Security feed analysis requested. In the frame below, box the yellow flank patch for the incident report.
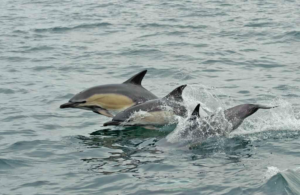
[82,93,135,110]
[134,111,175,125]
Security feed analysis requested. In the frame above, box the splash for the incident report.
[233,99,300,139]
[167,85,300,144]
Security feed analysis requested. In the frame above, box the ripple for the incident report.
[273,30,300,42]
[33,22,112,33]
[0,158,29,170]
[0,88,15,94]
[2,115,28,122]
[244,22,274,28]
[32,66,55,71]
[140,23,207,29]
[13,181,56,191]
[119,48,164,56]
[7,140,46,151]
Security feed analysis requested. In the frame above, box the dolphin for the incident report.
[103,85,188,126]
[60,70,157,117]
[177,103,277,141]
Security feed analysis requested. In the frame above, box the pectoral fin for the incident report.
[93,108,114,118]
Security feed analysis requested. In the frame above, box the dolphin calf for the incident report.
[60,70,157,117]
[177,103,277,141]
[103,85,188,126]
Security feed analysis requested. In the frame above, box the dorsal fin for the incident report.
[123,70,147,85]
[163,85,187,102]
[191,104,200,118]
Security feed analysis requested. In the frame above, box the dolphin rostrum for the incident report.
[60,70,157,117]
[103,85,188,126]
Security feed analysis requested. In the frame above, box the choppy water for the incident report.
[1,0,300,194]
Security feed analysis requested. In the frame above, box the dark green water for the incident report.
[1,0,300,194]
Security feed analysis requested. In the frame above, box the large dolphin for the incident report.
[103,85,188,126]
[178,103,277,141]
[60,70,157,117]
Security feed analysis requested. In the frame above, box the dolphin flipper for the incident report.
[93,108,114,118]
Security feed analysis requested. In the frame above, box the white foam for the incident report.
[232,99,300,136]
[264,166,281,180]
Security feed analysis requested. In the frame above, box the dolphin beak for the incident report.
[103,121,121,126]
[60,102,76,109]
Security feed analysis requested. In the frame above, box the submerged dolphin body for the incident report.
[60,70,157,117]
[177,103,277,141]
[103,85,188,126]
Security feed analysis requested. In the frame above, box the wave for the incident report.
[257,168,300,195]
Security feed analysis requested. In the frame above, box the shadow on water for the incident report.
[74,122,300,175]
[75,125,175,174]
[74,125,266,175]
[188,136,253,158]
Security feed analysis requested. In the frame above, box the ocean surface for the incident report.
[1,0,300,194]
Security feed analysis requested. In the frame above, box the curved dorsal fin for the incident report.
[191,104,200,118]
[123,70,147,85]
[163,85,187,102]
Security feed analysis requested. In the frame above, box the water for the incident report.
[1,0,300,194]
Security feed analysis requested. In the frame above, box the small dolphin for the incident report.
[60,70,157,117]
[103,85,188,126]
[179,103,277,140]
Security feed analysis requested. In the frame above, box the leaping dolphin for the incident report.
[178,103,277,141]
[60,70,157,117]
[103,85,188,126]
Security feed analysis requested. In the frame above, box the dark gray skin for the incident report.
[224,104,275,131]
[182,104,276,141]
[60,70,158,117]
[103,85,188,126]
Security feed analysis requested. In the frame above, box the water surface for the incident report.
[1,0,300,194]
